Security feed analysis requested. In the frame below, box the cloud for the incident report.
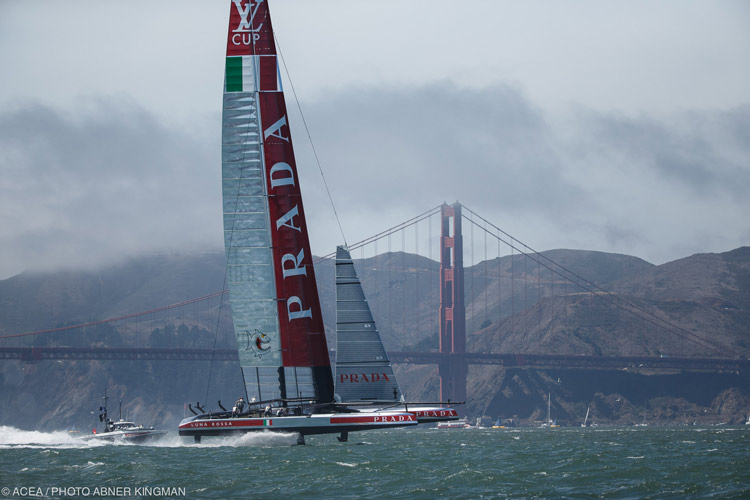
[1,84,748,279]
[295,83,750,263]
[0,97,223,278]
[572,106,750,201]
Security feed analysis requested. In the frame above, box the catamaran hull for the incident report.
[409,408,460,423]
[178,412,417,440]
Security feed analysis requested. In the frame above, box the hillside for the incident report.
[0,247,748,430]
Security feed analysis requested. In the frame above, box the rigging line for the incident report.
[464,203,732,353]
[460,213,731,356]
[274,33,347,248]
[0,291,228,339]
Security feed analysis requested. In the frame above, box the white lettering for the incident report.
[276,205,301,232]
[281,249,307,278]
[287,296,312,320]
[232,33,260,46]
[232,0,264,33]
[269,162,295,189]
[264,116,290,142]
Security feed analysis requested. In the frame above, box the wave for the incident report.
[137,430,300,448]
[0,425,95,448]
[1,425,306,449]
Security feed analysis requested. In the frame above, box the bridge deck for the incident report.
[0,347,746,373]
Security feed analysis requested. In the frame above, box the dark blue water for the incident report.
[1,425,749,499]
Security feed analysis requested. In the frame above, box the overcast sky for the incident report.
[1,0,749,279]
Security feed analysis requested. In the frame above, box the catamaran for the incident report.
[178,0,416,444]
[334,246,460,424]
[541,392,560,428]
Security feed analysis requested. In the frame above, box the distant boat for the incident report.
[80,391,165,443]
[437,418,471,429]
[543,393,560,428]
[581,405,590,428]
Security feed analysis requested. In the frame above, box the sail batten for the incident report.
[335,246,401,402]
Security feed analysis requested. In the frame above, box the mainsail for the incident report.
[222,0,333,404]
[335,246,401,402]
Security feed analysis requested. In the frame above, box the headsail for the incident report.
[222,0,333,404]
[335,246,401,402]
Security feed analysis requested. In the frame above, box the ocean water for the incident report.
[1,425,748,499]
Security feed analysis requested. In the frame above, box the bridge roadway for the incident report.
[1,347,747,373]
[388,351,749,373]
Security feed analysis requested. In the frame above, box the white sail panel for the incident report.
[222,89,282,380]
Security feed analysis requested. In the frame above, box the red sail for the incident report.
[225,1,330,370]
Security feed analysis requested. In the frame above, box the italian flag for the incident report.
[225,55,281,93]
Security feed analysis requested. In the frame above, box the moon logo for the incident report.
[246,329,272,358]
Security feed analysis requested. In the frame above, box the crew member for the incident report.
[233,396,245,417]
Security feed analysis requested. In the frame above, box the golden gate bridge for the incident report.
[1,202,746,402]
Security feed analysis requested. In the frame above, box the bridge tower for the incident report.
[438,202,467,403]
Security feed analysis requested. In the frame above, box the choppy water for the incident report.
[1,425,749,499]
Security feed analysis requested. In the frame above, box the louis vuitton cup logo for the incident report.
[232,0,264,45]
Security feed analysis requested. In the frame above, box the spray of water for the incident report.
[150,431,300,448]
[0,426,301,449]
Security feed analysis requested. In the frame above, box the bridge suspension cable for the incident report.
[0,290,228,340]
[315,204,443,262]
[460,204,733,357]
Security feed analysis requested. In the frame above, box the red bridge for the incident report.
[2,202,744,400]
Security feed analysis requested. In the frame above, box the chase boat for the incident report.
[81,393,166,443]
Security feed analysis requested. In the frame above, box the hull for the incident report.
[80,429,167,443]
[437,418,471,429]
[178,410,417,440]
[362,405,459,424]
[408,407,459,423]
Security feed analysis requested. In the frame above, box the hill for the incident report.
[0,247,748,430]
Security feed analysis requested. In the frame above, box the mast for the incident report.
[547,393,551,425]
[222,0,333,404]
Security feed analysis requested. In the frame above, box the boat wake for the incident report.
[147,431,300,448]
[0,426,108,449]
[0,425,301,449]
